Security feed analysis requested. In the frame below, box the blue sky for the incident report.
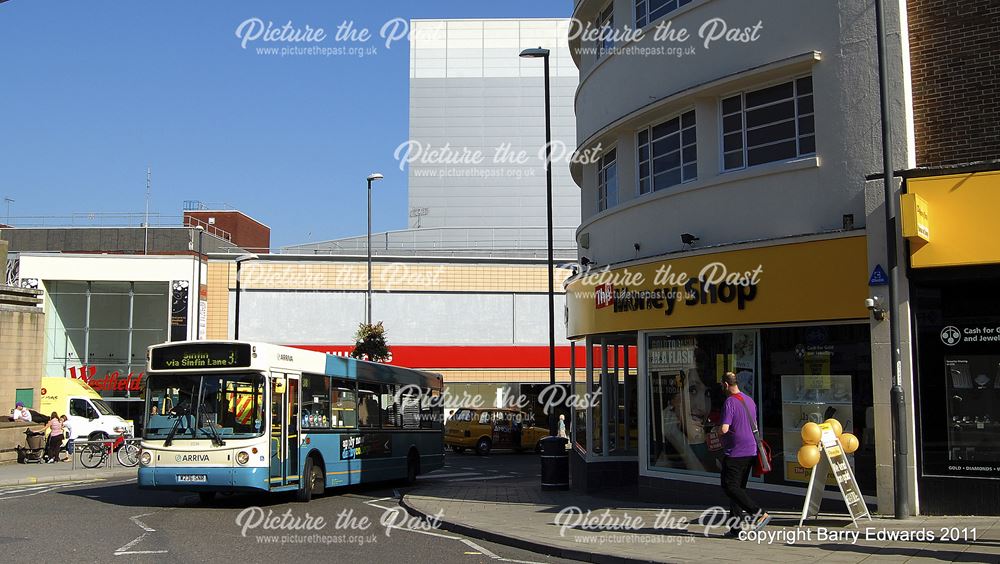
[0,1,572,247]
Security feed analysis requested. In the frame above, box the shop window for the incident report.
[574,377,587,451]
[301,373,331,429]
[647,332,743,474]
[760,324,874,495]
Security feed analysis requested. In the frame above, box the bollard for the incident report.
[539,435,569,491]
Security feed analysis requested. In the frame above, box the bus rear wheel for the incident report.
[475,438,492,456]
[405,451,419,486]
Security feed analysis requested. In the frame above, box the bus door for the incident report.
[269,372,300,488]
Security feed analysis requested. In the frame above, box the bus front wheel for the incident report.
[297,457,324,502]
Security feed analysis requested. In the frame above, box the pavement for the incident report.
[0,456,137,486]
[404,463,1000,563]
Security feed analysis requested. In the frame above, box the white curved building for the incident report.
[564,0,918,514]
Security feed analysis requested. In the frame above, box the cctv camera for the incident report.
[864,298,875,309]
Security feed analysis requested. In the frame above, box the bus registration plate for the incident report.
[177,474,208,483]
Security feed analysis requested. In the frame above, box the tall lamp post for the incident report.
[874,0,909,519]
[366,173,384,326]
[520,46,558,437]
[233,253,259,340]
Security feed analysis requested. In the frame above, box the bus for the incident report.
[138,341,444,502]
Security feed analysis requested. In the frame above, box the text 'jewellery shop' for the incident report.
[564,234,881,503]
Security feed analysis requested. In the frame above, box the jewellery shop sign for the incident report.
[565,236,869,338]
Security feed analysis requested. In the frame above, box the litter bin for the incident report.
[539,435,569,491]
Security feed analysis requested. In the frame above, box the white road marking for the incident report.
[462,539,545,564]
[130,513,157,532]
[115,510,169,557]
[363,498,544,563]
[447,475,516,482]
[114,532,148,554]
[419,472,481,479]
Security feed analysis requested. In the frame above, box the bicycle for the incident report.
[79,428,141,468]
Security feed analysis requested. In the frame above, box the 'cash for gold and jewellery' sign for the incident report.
[566,236,869,338]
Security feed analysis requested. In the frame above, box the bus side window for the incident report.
[330,379,357,428]
[478,411,492,425]
[380,384,400,429]
[358,385,380,428]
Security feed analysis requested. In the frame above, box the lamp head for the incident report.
[519,47,550,58]
[234,253,259,263]
[367,173,384,182]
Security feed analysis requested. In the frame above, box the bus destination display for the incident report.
[151,344,252,370]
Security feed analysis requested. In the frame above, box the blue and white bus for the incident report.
[138,341,444,502]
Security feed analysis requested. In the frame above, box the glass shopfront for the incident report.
[646,331,757,474]
[643,324,875,495]
[914,270,1000,481]
[43,280,170,397]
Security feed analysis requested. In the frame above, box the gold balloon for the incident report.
[840,432,859,454]
[824,418,843,437]
[801,422,822,445]
[797,444,822,469]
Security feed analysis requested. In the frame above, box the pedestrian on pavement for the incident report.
[557,414,568,440]
[42,412,64,463]
[718,371,770,536]
[60,414,74,461]
[9,402,32,423]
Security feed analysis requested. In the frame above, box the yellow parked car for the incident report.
[445,408,548,455]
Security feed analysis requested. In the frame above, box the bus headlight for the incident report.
[236,451,250,465]
[140,451,152,466]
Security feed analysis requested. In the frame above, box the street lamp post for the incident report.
[520,46,558,437]
[366,173,384,326]
[233,253,259,340]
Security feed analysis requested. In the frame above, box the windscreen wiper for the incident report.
[198,403,226,447]
[164,409,185,447]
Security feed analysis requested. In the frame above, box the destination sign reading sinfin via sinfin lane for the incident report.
[150,344,252,370]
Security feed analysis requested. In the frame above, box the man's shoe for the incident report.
[723,528,742,539]
[751,512,772,531]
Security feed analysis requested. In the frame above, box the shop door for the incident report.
[269,373,300,488]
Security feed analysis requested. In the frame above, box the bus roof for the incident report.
[148,340,443,390]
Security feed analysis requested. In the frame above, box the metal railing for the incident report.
[68,437,141,470]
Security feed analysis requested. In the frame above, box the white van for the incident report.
[40,377,134,440]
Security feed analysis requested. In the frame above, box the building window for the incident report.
[638,109,696,195]
[596,3,615,59]
[722,76,815,171]
[635,0,694,29]
[597,148,618,212]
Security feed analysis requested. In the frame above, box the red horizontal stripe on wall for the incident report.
[289,345,638,370]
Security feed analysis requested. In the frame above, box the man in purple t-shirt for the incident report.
[718,371,770,536]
